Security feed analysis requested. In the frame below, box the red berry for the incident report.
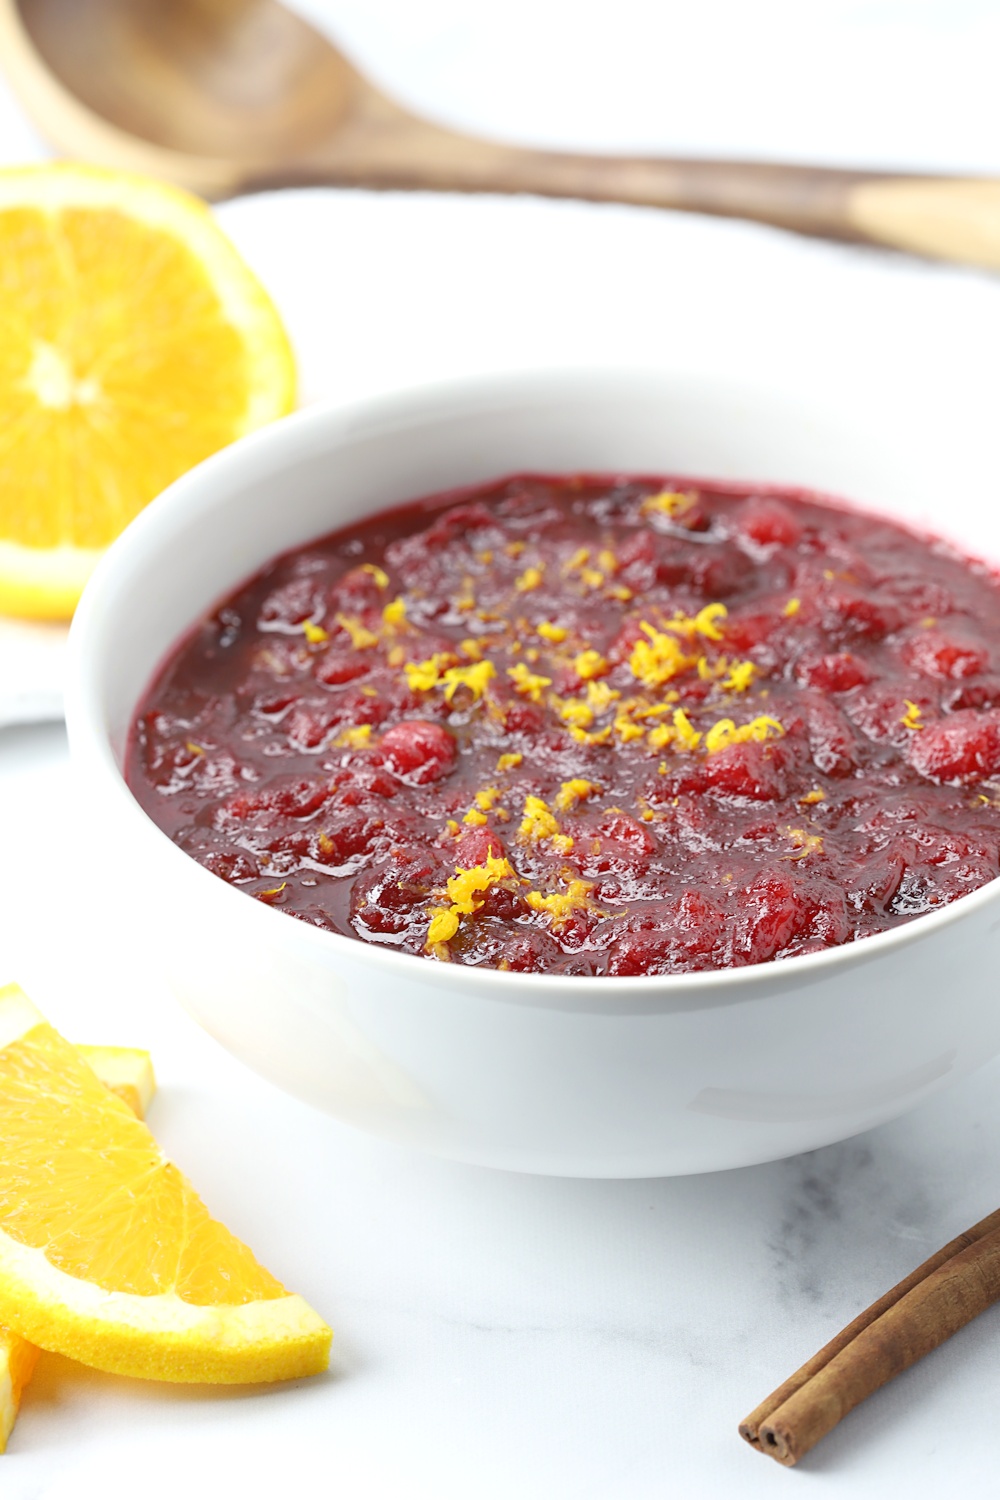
[702,741,790,801]
[258,574,323,628]
[500,700,546,736]
[730,871,848,965]
[846,686,934,747]
[908,708,1000,785]
[736,496,802,550]
[796,652,871,693]
[723,609,781,653]
[805,699,859,777]
[286,701,341,749]
[903,629,989,681]
[943,677,1000,713]
[819,587,903,645]
[606,893,724,975]
[219,777,330,827]
[586,814,658,874]
[379,720,457,784]
[315,653,371,687]
[453,825,506,866]
[423,504,496,549]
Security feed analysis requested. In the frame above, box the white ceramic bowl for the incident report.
[65,369,1000,1177]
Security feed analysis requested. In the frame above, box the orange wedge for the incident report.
[0,1037,157,1453]
[0,984,330,1384]
[0,1330,36,1457]
[75,1042,157,1119]
[0,164,296,618]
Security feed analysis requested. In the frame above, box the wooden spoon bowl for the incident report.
[4,0,1000,269]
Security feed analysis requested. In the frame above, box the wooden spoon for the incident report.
[4,0,1000,270]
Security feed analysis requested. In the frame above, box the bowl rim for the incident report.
[65,363,1000,1005]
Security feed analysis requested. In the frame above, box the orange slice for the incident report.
[0,1330,36,1457]
[75,1042,157,1118]
[0,1037,156,1453]
[0,164,296,618]
[0,984,330,1384]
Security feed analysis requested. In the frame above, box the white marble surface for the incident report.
[4,3,1000,1494]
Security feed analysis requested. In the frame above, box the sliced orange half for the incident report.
[0,984,330,1383]
[0,164,296,618]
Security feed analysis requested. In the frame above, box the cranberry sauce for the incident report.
[127,474,1000,975]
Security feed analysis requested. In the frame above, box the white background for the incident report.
[4,3,1000,1496]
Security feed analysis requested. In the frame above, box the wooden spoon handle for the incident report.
[266,108,1000,271]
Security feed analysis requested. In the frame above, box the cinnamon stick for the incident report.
[740,1205,1000,1466]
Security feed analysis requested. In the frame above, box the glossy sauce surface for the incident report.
[127,474,1000,974]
